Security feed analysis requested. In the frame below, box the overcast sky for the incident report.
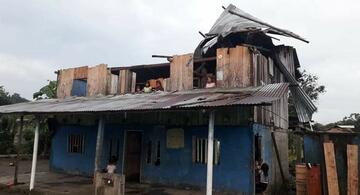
[0,0,359,124]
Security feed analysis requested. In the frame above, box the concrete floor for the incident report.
[0,158,211,195]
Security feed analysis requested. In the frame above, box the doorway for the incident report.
[124,131,142,182]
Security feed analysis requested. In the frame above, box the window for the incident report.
[193,137,220,165]
[146,140,161,166]
[155,141,161,166]
[67,134,85,153]
[71,79,87,96]
[146,141,152,164]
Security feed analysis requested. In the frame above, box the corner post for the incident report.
[94,116,105,173]
[206,111,215,195]
[30,118,40,191]
[14,115,24,185]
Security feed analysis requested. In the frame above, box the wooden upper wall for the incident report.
[56,63,139,98]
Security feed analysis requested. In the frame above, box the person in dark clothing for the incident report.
[255,163,269,194]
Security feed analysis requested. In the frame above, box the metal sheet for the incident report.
[0,83,289,115]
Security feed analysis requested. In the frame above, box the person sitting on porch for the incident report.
[255,163,269,194]
[154,80,164,91]
[143,81,152,93]
[205,75,216,88]
[106,156,118,174]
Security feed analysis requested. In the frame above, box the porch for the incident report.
[0,159,209,195]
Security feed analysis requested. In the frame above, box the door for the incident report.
[124,131,142,182]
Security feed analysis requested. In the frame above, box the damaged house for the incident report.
[0,4,315,194]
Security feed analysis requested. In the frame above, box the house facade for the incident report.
[0,4,316,194]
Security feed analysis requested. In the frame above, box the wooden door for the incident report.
[125,131,142,182]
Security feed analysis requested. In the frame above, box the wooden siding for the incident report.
[107,71,119,95]
[73,66,88,80]
[56,68,75,99]
[87,64,108,96]
[216,46,252,88]
[118,69,136,94]
[170,54,193,91]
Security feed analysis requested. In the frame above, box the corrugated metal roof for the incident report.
[198,4,308,54]
[0,83,288,115]
[208,4,308,42]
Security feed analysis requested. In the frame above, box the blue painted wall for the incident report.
[303,135,323,163]
[50,124,97,176]
[141,126,254,193]
[50,123,272,193]
[71,79,87,96]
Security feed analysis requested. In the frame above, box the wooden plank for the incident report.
[216,48,229,87]
[107,73,118,95]
[296,164,307,195]
[56,68,74,98]
[118,69,135,94]
[73,66,88,80]
[87,64,108,96]
[307,164,322,195]
[131,72,136,93]
[347,144,358,195]
[170,54,193,91]
[324,142,340,195]
[217,46,252,88]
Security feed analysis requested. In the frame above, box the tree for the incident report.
[0,86,28,105]
[298,70,326,101]
[33,80,57,100]
[0,86,28,154]
[288,70,326,171]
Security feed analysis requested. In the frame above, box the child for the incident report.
[205,75,216,88]
[256,163,269,194]
[143,81,152,93]
[106,156,117,174]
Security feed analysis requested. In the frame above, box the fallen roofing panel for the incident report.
[0,83,288,115]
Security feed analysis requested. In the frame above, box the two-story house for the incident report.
[0,4,316,194]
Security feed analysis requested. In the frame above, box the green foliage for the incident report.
[289,69,326,120]
[0,86,28,105]
[314,113,360,131]
[0,86,28,154]
[298,70,326,101]
[33,80,57,100]
[0,116,16,154]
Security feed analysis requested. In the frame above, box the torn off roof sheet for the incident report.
[207,4,308,43]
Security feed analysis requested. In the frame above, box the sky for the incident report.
[0,0,359,124]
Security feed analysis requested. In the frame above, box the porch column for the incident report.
[29,118,40,191]
[206,111,215,195]
[94,116,105,172]
[14,116,24,185]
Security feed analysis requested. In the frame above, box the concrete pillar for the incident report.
[14,116,24,185]
[30,118,40,191]
[206,111,215,195]
[94,116,105,172]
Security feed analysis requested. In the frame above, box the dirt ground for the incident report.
[0,158,211,195]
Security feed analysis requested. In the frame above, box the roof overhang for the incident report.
[0,83,289,115]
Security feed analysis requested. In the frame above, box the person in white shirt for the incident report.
[106,156,117,174]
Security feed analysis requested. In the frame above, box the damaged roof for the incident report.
[207,4,308,43]
[198,4,308,55]
[0,83,288,115]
